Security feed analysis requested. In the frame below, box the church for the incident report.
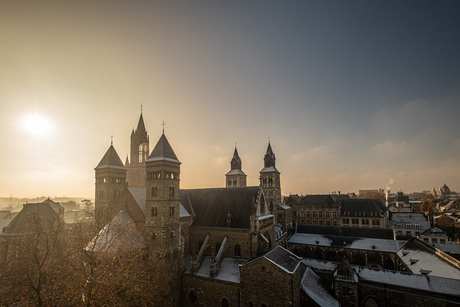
[94,112,294,306]
[93,112,460,307]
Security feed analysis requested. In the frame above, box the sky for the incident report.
[1,1,459,198]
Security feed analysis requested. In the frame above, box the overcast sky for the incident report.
[1,1,459,198]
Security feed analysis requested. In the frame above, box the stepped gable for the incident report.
[180,186,259,229]
[95,145,126,170]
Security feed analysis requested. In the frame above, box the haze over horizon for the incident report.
[1,1,459,198]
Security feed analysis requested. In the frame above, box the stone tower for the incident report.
[145,132,182,306]
[259,142,281,208]
[225,146,247,187]
[94,143,127,222]
[126,112,149,187]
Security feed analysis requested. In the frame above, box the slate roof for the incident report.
[136,113,146,133]
[184,255,245,283]
[397,238,460,279]
[356,266,460,297]
[289,233,405,253]
[301,267,340,307]
[340,198,386,216]
[179,186,259,229]
[127,187,146,215]
[388,212,430,229]
[294,195,332,208]
[296,224,394,240]
[226,169,246,176]
[146,133,180,164]
[86,210,145,252]
[95,145,127,170]
[2,201,63,235]
[263,245,302,274]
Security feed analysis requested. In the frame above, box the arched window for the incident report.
[221,298,229,307]
[188,291,197,304]
[363,297,379,307]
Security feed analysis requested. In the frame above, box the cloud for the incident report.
[370,141,408,155]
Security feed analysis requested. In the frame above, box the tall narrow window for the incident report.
[169,206,174,216]
[151,207,157,217]
[234,244,241,256]
[169,187,175,197]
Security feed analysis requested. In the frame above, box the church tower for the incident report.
[225,146,247,187]
[145,132,182,305]
[126,112,149,187]
[259,142,281,207]
[94,142,127,222]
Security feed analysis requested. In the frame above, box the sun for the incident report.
[22,113,54,138]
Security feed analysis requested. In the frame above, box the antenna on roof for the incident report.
[162,121,166,134]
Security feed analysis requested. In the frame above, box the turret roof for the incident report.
[146,133,180,164]
[136,113,146,133]
[95,145,127,170]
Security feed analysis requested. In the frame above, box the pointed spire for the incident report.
[125,155,129,166]
[136,112,146,133]
[260,141,279,173]
[95,144,127,170]
[230,146,242,170]
[264,142,276,167]
[146,133,180,164]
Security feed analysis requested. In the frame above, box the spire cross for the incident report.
[111,134,114,145]
[268,137,270,144]
[140,103,143,113]
[235,141,237,148]
[162,121,166,134]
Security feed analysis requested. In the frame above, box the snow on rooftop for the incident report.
[259,166,279,173]
[302,258,338,272]
[301,267,340,307]
[225,169,246,176]
[356,267,460,296]
[397,244,460,279]
[257,214,274,220]
[188,255,245,283]
[180,203,191,218]
[289,233,405,253]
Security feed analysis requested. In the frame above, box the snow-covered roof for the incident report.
[397,238,460,279]
[179,203,192,218]
[288,233,405,253]
[388,212,430,229]
[263,246,302,274]
[257,214,274,220]
[225,169,246,176]
[259,166,280,173]
[301,258,338,272]
[301,267,340,307]
[277,202,291,210]
[86,210,145,253]
[356,266,460,296]
[185,255,245,283]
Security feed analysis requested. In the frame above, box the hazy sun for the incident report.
[22,113,54,138]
